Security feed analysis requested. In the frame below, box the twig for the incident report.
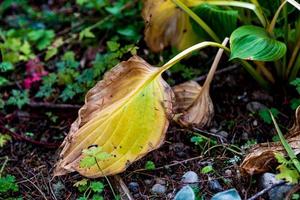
[0,125,61,148]
[247,181,286,200]
[29,101,81,109]
[194,64,239,82]
[113,175,134,200]
[16,168,48,200]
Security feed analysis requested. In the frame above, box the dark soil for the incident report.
[0,65,295,200]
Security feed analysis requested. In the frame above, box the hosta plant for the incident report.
[143,0,300,87]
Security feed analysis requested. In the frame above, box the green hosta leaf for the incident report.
[192,4,238,40]
[230,25,287,61]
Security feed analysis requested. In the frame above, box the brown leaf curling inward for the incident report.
[241,107,300,175]
[172,38,229,128]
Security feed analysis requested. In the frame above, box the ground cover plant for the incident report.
[0,0,300,199]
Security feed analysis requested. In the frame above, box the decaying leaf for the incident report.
[173,80,202,112]
[54,56,173,178]
[142,0,200,52]
[172,38,228,128]
[241,107,300,174]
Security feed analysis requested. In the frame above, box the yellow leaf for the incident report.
[54,56,173,178]
[142,0,200,52]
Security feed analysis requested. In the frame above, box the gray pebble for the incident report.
[128,182,139,193]
[246,101,267,113]
[151,184,167,194]
[260,172,293,200]
[182,171,199,186]
[208,178,223,192]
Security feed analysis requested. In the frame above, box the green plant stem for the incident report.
[268,1,287,34]
[240,60,270,89]
[94,158,118,199]
[159,42,229,73]
[289,53,300,81]
[172,0,221,42]
[193,1,267,27]
[159,41,270,88]
[270,112,300,173]
[287,34,300,78]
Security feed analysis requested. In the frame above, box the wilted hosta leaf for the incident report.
[142,0,200,52]
[230,25,287,61]
[174,82,214,128]
[172,38,228,128]
[173,80,202,112]
[241,107,300,174]
[54,56,173,178]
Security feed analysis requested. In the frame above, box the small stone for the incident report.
[246,101,267,113]
[241,132,249,140]
[210,128,219,133]
[218,131,229,139]
[208,179,223,192]
[181,171,199,186]
[144,179,152,185]
[174,185,195,200]
[253,120,258,126]
[224,169,232,177]
[151,184,167,195]
[128,182,139,193]
[260,172,293,200]
[211,189,241,200]
[52,181,66,199]
[155,178,166,185]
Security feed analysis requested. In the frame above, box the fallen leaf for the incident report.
[142,0,200,52]
[54,56,173,178]
[173,80,202,113]
[172,38,228,128]
[241,107,300,174]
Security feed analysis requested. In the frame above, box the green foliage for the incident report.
[275,152,300,184]
[201,165,214,174]
[0,134,12,147]
[259,108,279,124]
[0,62,13,72]
[80,146,111,168]
[0,175,19,193]
[230,25,287,61]
[145,161,156,170]
[27,29,55,50]
[192,4,238,40]
[7,90,29,109]
[74,179,105,200]
[291,78,300,94]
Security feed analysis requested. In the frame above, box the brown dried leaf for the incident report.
[172,80,202,112]
[172,38,228,128]
[241,107,300,174]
